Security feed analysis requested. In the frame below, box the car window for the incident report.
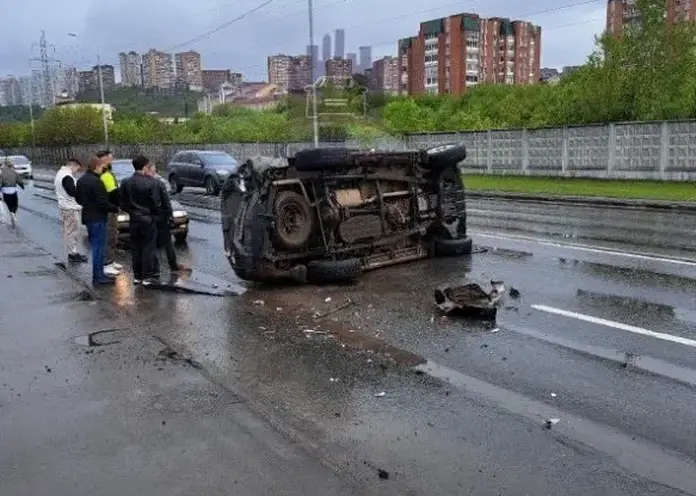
[10,156,29,164]
[201,153,237,166]
[111,160,134,177]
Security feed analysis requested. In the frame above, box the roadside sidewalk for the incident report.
[0,225,358,496]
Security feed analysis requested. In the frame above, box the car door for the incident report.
[190,153,207,187]
[176,153,196,186]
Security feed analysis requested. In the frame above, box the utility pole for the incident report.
[307,0,320,148]
[96,54,109,147]
[39,30,54,107]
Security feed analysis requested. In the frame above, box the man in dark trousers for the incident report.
[75,156,119,286]
[120,155,162,285]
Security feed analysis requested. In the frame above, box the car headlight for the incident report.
[172,210,187,218]
[117,214,129,222]
[216,169,230,175]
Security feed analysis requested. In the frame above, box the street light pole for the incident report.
[96,54,109,147]
[307,0,320,148]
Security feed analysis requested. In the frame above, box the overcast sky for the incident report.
[0,0,606,81]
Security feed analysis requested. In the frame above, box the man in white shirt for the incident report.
[55,158,88,263]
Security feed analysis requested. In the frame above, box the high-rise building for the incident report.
[89,65,116,90]
[55,67,79,96]
[371,56,399,94]
[322,34,332,62]
[398,14,541,96]
[78,70,97,93]
[346,53,357,72]
[119,51,143,87]
[606,0,694,36]
[358,46,372,73]
[306,44,320,79]
[334,29,345,58]
[202,69,231,93]
[142,49,174,89]
[268,54,312,92]
[0,77,22,106]
[325,57,353,79]
[175,51,203,91]
[18,75,38,106]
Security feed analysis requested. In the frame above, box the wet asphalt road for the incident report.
[13,185,696,495]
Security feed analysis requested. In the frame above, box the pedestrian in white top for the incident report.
[55,158,88,263]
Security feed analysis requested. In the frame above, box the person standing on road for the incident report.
[120,155,162,285]
[0,158,25,226]
[97,150,122,276]
[54,158,88,263]
[75,156,119,286]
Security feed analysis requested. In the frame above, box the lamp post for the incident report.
[307,0,320,147]
[67,33,109,147]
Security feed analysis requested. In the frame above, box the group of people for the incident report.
[55,151,187,286]
[0,158,26,226]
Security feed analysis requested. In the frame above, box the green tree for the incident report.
[35,106,104,146]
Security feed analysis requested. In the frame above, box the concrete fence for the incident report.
[8,119,696,180]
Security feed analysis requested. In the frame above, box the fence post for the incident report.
[486,130,492,173]
[659,121,669,178]
[607,123,616,175]
[561,127,569,174]
[521,128,529,174]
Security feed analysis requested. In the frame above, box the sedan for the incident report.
[110,159,190,244]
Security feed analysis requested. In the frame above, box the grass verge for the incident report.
[462,175,696,202]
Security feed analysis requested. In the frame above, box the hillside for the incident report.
[75,87,201,118]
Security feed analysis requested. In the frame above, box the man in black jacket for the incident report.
[120,155,162,285]
[75,156,119,285]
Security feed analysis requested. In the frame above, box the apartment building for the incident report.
[371,56,399,93]
[606,0,695,36]
[118,51,142,87]
[267,54,312,92]
[398,13,541,96]
[0,77,22,106]
[325,57,353,79]
[175,51,203,91]
[77,65,115,93]
[142,49,174,89]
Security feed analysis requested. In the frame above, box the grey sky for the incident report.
[0,0,606,81]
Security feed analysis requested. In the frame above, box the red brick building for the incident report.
[606,0,696,37]
[398,13,541,96]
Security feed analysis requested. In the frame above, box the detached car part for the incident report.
[221,145,472,284]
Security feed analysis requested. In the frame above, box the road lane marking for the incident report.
[532,304,696,348]
[415,359,696,495]
[472,232,696,267]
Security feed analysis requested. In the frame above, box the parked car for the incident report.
[110,159,190,244]
[220,144,471,284]
[166,150,240,196]
[4,155,32,178]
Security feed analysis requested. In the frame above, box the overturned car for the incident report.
[220,145,472,284]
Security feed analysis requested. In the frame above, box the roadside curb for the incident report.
[466,190,696,212]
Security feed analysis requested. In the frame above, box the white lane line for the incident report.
[473,231,696,267]
[532,304,696,348]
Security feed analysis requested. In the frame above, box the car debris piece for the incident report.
[434,280,505,320]
[374,391,386,397]
[545,418,560,428]
[509,287,521,298]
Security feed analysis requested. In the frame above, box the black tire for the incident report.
[434,236,473,257]
[205,176,220,196]
[306,258,362,284]
[293,148,356,171]
[173,232,188,245]
[169,175,184,194]
[426,143,467,171]
[273,190,313,249]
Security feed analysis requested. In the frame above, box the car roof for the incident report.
[176,150,229,154]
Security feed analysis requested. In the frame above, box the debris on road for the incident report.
[253,299,265,306]
[509,287,521,298]
[551,393,557,398]
[377,469,390,480]
[545,418,560,428]
[491,328,500,333]
[434,280,505,320]
[374,392,386,397]
[324,297,332,303]
[313,298,354,319]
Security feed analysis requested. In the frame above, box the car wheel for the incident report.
[273,190,313,249]
[434,236,473,257]
[169,175,183,194]
[205,176,220,196]
[426,143,467,171]
[306,258,362,284]
[173,232,188,245]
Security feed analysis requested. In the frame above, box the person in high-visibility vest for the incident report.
[97,150,122,276]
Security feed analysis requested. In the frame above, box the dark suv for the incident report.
[221,145,472,284]
[167,150,240,196]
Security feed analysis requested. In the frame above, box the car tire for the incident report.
[205,176,220,196]
[173,233,188,245]
[434,236,473,257]
[273,190,314,249]
[293,148,355,170]
[426,143,467,171]
[306,258,362,284]
[169,175,184,194]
